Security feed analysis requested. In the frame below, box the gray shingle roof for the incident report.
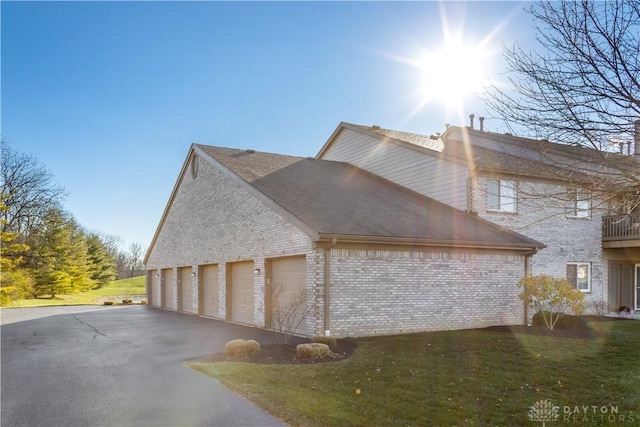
[197,144,543,249]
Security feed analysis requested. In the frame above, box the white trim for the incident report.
[487,178,517,213]
[567,262,591,293]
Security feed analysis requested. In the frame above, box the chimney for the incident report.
[469,114,475,129]
[635,119,640,157]
[479,116,485,131]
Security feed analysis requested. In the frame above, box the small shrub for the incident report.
[532,311,578,330]
[312,335,337,347]
[518,274,585,330]
[224,339,260,356]
[103,301,114,306]
[588,299,608,316]
[296,343,330,359]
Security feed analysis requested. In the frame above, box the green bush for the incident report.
[225,339,260,356]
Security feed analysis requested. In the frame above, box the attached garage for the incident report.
[162,268,175,310]
[144,143,544,337]
[227,261,254,324]
[267,256,308,335]
[179,266,195,313]
[200,264,219,317]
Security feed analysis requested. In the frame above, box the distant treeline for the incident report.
[1,140,145,305]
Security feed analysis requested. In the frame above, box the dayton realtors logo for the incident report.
[528,399,637,425]
[528,399,560,426]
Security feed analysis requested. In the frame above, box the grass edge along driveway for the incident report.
[189,319,640,427]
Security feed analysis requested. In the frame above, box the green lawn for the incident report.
[190,319,640,427]
[7,276,146,307]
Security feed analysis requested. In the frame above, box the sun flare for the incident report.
[416,38,490,109]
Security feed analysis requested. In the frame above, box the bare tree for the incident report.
[99,233,124,257]
[1,140,67,235]
[96,233,130,279]
[126,242,145,278]
[484,0,640,211]
[270,281,310,346]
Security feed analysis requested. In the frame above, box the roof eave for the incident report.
[315,233,546,252]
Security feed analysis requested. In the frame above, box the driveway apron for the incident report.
[1,305,286,427]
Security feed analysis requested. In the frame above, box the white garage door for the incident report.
[162,268,175,310]
[150,270,161,307]
[229,261,254,324]
[201,264,219,317]
[179,266,195,314]
[269,256,308,335]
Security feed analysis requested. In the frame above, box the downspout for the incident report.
[324,238,338,336]
[523,249,539,326]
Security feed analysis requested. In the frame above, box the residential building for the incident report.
[317,120,640,314]
[144,144,543,337]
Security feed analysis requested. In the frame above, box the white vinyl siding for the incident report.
[320,129,469,211]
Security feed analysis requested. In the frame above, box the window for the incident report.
[487,179,516,212]
[567,263,591,292]
[566,188,590,218]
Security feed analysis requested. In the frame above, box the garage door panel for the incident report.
[270,256,307,335]
[202,264,219,317]
[179,267,195,313]
[147,270,160,307]
[229,261,254,324]
[162,268,175,310]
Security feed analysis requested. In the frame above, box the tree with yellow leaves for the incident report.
[518,274,585,330]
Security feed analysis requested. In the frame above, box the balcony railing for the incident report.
[602,213,640,241]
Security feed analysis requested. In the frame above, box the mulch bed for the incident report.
[199,340,358,365]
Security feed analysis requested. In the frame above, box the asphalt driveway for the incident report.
[1,305,289,427]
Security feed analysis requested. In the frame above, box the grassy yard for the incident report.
[190,319,640,426]
[7,276,146,307]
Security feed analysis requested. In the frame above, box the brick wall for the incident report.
[145,152,314,326]
[472,177,606,311]
[327,248,526,337]
[145,151,533,337]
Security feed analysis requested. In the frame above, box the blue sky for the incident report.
[2,1,535,251]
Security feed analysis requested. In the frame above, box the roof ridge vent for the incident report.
[246,149,256,153]
[371,125,380,130]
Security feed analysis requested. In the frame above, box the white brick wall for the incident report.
[145,151,532,337]
[472,177,606,311]
[327,248,526,337]
[146,153,314,324]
